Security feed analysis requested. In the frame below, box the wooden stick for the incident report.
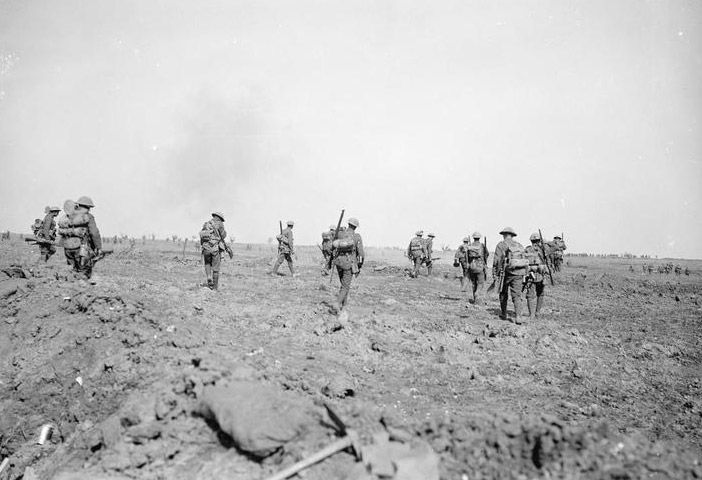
[264,435,355,480]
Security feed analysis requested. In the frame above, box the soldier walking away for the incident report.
[684,266,690,276]
[199,212,231,290]
[465,232,489,305]
[272,220,295,276]
[550,235,567,272]
[422,233,436,276]
[37,206,61,261]
[407,230,427,278]
[525,233,549,319]
[674,264,682,276]
[59,196,102,279]
[647,264,653,274]
[493,227,528,324]
[320,224,335,276]
[454,237,471,291]
[332,217,364,313]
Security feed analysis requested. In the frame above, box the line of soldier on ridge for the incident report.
[28,197,106,279]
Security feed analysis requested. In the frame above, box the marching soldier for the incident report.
[525,233,549,319]
[273,220,295,276]
[492,227,528,324]
[465,232,489,305]
[551,235,567,272]
[38,206,61,262]
[332,217,364,313]
[422,233,436,276]
[60,196,102,279]
[454,237,471,290]
[199,212,231,290]
[407,231,427,278]
[320,224,335,276]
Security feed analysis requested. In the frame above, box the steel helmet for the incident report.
[415,230,423,236]
[287,220,295,226]
[49,206,61,212]
[63,199,76,214]
[462,237,470,243]
[553,235,561,239]
[329,224,336,230]
[76,196,94,208]
[472,231,481,239]
[348,217,359,227]
[499,226,516,236]
[212,212,225,221]
[530,233,540,241]
[427,233,435,238]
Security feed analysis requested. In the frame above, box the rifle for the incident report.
[213,224,233,259]
[317,244,323,252]
[24,235,55,246]
[522,271,535,292]
[327,209,345,273]
[279,221,283,236]
[92,248,114,264]
[538,229,554,286]
[483,236,488,280]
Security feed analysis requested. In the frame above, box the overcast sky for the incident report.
[1,0,700,257]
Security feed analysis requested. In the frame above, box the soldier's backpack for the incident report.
[409,237,424,253]
[333,236,355,253]
[199,221,215,244]
[467,243,485,273]
[506,243,529,271]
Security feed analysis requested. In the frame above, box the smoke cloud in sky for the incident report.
[0,0,700,258]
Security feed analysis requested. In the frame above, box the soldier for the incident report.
[407,231,427,278]
[551,235,567,272]
[60,196,102,279]
[492,227,528,324]
[272,220,295,276]
[642,263,648,274]
[320,224,335,276]
[647,264,653,274]
[674,264,681,276]
[332,217,364,313]
[454,237,471,290]
[199,212,230,290]
[525,233,550,319]
[464,232,489,305]
[37,206,61,261]
[684,266,690,276]
[422,233,436,276]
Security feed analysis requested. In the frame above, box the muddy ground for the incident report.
[1,238,701,479]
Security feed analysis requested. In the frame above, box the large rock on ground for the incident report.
[197,381,313,459]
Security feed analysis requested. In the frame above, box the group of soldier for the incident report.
[641,262,688,276]
[30,197,103,279]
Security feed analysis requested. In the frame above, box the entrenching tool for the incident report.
[263,403,365,480]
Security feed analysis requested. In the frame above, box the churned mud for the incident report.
[1,240,701,479]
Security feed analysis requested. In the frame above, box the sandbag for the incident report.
[197,382,312,458]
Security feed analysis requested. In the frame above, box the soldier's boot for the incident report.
[535,296,544,318]
[271,257,282,275]
[212,273,219,290]
[513,299,523,324]
[527,298,535,319]
[499,294,508,320]
[287,260,295,276]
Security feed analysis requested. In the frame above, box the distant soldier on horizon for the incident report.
[493,227,528,324]
[674,264,681,276]
[198,211,231,290]
[549,235,567,272]
[37,206,61,262]
[272,220,295,276]
[332,217,364,314]
[407,230,427,278]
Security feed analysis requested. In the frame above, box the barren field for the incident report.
[1,239,701,479]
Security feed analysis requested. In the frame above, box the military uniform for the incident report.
[454,238,471,290]
[421,233,436,275]
[31,219,42,236]
[38,207,60,261]
[200,212,227,289]
[273,221,295,275]
[407,231,427,278]
[320,225,335,276]
[60,197,102,279]
[466,232,488,305]
[333,218,364,311]
[525,233,549,319]
[493,227,528,323]
[550,236,567,272]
